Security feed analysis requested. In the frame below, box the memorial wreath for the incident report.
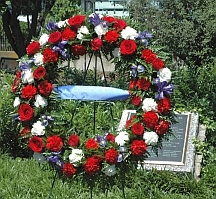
[11,13,174,180]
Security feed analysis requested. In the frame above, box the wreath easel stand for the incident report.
[47,50,127,199]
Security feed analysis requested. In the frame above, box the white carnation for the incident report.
[34,94,48,108]
[34,53,44,66]
[13,97,21,107]
[78,26,90,35]
[77,33,84,40]
[121,26,138,40]
[57,20,67,28]
[22,69,34,84]
[115,131,129,146]
[142,98,157,112]
[39,34,49,46]
[158,67,172,82]
[69,149,84,166]
[103,165,117,176]
[143,131,159,146]
[31,121,45,136]
[94,24,108,37]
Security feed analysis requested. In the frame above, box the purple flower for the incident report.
[89,13,101,26]
[46,21,58,31]
[131,64,145,77]
[137,31,152,46]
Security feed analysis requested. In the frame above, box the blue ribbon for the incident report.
[154,78,174,99]
[52,41,70,59]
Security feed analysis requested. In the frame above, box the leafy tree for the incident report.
[0,0,80,58]
[128,0,216,67]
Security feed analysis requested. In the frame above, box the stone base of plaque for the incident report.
[194,124,206,181]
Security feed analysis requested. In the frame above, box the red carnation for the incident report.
[120,40,137,55]
[72,44,87,56]
[131,122,144,136]
[141,49,156,64]
[12,70,21,93]
[37,80,53,96]
[132,95,141,106]
[152,58,164,70]
[43,48,59,63]
[63,163,76,178]
[33,66,46,80]
[26,41,40,56]
[91,38,103,51]
[28,136,44,153]
[68,134,80,147]
[20,127,31,137]
[106,133,115,143]
[143,111,158,129]
[84,155,102,175]
[62,27,77,41]
[18,103,34,122]
[155,120,170,135]
[105,147,118,165]
[85,138,99,150]
[103,16,116,23]
[104,30,119,43]
[131,140,147,156]
[157,97,171,114]
[129,79,137,90]
[68,15,85,29]
[46,135,63,152]
[136,77,151,91]
[21,84,37,99]
[48,31,62,44]
[113,19,127,31]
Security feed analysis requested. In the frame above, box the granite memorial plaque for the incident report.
[118,110,199,173]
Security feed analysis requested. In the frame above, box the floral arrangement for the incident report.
[11,13,174,179]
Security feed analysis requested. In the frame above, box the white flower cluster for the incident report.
[142,98,157,112]
[121,26,138,40]
[143,131,159,146]
[69,149,84,166]
[31,121,45,136]
[77,26,90,40]
[158,68,172,82]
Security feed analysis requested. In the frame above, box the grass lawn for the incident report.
[0,153,215,199]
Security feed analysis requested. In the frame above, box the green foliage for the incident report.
[44,0,81,27]
[128,0,216,67]
[0,71,30,157]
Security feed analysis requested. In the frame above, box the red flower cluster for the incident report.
[21,85,37,99]
[68,134,80,147]
[157,97,171,114]
[48,31,62,44]
[63,163,76,178]
[62,27,77,41]
[85,138,99,150]
[84,156,102,175]
[105,148,118,164]
[131,140,147,156]
[141,48,164,70]
[43,48,59,63]
[143,111,158,129]
[131,122,144,136]
[91,38,103,51]
[72,45,86,56]
[37,80,53,96]
[33,66,46,80]
[67,15,85,29]
[28,136,44,152]
[46,135,63,152]
[104,30,119,43]
[120,40,137,55]
[26,41,40,56]
[18,103,34,121]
